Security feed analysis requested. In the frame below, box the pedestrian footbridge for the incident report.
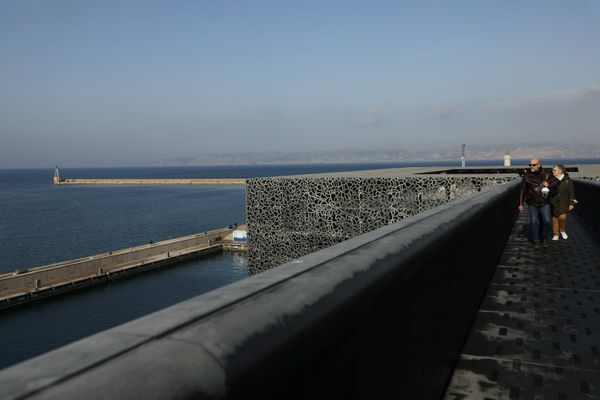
[445,200,600,399]
[1,178,599,399]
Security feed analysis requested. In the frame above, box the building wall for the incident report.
[246,176,517,274]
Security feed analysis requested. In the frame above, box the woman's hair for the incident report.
[553,164,565,173]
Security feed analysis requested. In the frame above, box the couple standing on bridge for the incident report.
[518,158,576,248]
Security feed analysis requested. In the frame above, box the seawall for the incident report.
[0,226,246,309]
[54,178,246,185]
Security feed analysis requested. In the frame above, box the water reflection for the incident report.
[231,251,249,274]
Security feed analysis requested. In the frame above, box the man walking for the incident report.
[518,158,557,247]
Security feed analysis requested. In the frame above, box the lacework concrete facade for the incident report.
[246,175,515,274]
[246,165,600,275]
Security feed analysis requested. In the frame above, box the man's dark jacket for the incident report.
[519,168,557,207]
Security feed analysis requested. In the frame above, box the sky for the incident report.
[1,0,600,167]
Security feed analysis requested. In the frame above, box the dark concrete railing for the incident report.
[573,179,600,234]
[0,181,520,400]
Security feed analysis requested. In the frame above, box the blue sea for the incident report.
[1,159,598,369]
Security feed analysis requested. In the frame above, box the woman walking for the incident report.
[550,164,576,241]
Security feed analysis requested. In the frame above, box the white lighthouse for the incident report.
[503,152,511,167]
[53,166,61,184]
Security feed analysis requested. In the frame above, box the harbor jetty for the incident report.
[0,225,247,310]
[53,167,246,186]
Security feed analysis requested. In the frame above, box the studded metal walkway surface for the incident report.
[445,209,600,399]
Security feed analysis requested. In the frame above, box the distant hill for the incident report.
[151,143,600,166]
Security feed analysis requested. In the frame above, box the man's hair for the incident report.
[553,164,565,173]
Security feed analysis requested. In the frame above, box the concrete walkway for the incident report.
[445,209,600,399]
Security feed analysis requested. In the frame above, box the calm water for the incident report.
[1,159,597,369]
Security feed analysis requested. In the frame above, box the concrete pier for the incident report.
[51,166,246,185]
[0,225,247,310]
[54,178,246,185]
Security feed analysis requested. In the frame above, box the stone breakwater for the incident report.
[54,178,246,185]
[0,224,247,309]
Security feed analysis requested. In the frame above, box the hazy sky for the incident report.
[1,0,600,167]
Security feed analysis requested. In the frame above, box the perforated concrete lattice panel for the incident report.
[246,176,516,274]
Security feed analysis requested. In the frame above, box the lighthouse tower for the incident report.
[503,152,511,167]
[53,166,61,185]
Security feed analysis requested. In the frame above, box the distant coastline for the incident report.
[150,143,600,167]
[148,158,600,168]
